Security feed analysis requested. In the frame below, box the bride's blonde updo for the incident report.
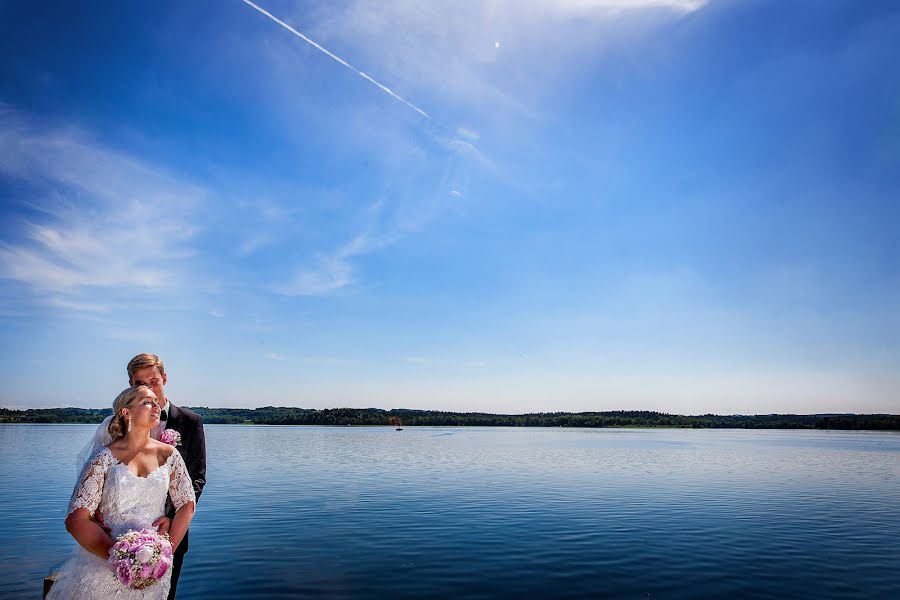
[108,385,152,440]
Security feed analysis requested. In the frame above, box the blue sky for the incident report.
[1,0,897,414]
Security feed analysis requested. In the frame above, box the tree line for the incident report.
[1,406,898,430]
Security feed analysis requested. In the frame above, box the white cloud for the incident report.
[0,107,205,210]
[447,138,495,171]
[0,108,205,310]
[551,0,707,14]
[236,234,274,257]
[275,204,407,297]
[45,296,112,313]
[456,127,481,141]
[263,352,354,364]
[299,355,356,365]
[304,0,710,122]
[275,255,353,296]
[230,196,309,258]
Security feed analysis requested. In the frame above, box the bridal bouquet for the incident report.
[108,529,174,589]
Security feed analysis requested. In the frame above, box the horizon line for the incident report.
[2,406,896,418]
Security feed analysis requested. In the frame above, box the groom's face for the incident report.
[131,365,167,405]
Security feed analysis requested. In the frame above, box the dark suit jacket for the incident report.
[163,403,206,554]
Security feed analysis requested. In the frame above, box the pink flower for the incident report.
[116,560,134,587]
[154,556,171,579]
[140,562,154,579]
[160,429,181,446]
[138,532,156,546]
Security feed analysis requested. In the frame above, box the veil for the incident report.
[75,415,113,479]
[48,416,115,599]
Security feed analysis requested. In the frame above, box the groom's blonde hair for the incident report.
[127,353,166,385]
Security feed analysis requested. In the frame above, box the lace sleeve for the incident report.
[67,448,113,517]
[168,450,196,511]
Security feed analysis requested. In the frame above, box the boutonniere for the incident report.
[160,429,182,447]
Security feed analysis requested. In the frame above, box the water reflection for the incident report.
[1,425,898,599]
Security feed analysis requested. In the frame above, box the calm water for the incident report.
[1,425,898,599]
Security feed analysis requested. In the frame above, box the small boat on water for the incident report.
[396,427,403,431]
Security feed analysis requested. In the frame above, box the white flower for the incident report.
[136,545,154,564]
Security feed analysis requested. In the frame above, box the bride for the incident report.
[48,385,196,599]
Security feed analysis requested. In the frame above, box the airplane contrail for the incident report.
[241,0,431,119]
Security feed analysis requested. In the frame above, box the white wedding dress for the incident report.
[47,447,195,600]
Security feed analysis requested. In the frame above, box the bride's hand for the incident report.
[152,516,172,536]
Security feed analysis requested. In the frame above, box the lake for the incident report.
[1,425,898,599]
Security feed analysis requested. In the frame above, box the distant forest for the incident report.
[1,407,898,430]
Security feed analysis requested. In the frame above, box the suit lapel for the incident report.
[164,404,189,462]
[166,403,181,432]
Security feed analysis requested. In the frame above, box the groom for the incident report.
[92,353,206,600]
[128,353,206,600]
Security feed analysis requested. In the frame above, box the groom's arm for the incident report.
[178,410,206,501]
[164,409,206,521]
[188,413,207,501]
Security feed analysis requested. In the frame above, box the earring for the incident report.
[127,415,132,433]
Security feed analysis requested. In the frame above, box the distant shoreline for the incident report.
[2,407,898,430]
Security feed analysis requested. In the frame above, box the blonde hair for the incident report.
[127,353,166,385]
[108,385,152,440]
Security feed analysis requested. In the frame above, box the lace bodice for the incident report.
[68,447,195,538]
[47,448,196,600]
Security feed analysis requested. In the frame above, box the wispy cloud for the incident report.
[235,234,271,257]
[299,356,357,366]
[262,352,357,365]
[275,255,354,296]
[447,138,495,171]
[0,107,205,311]
[45,297,112,313]
[551,0,707,14]
[0,107,205,210]
[274,201,410,297]
[305,0,710,123]
[229,195,310,258]
[456,127,481,142]
[0,220,174,293]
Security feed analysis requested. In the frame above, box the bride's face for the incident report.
[124,390,162,429]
